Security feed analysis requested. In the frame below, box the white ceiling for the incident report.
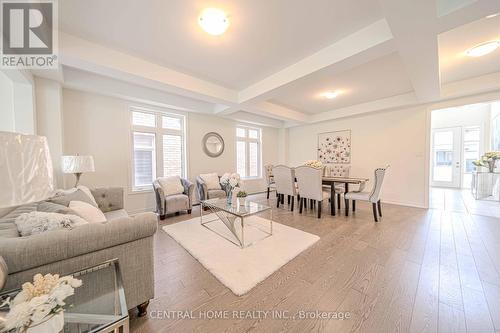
[439,13,500,84]
[43,0,500,127]
[59,0,383,89]
[268,53,413,114]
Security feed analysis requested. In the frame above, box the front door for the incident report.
[431,127,462,188]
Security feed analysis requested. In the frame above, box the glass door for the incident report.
[431,127,461,188]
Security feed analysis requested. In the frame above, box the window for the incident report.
[236,126,261,178]
[131,108,186,190]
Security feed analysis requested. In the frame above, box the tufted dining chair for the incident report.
[295,166,330,218]
[323,164,351,209]
[264,164,276,199]
[272,165,297,211]
[344,165,389,222]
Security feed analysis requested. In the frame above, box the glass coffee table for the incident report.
[0,259,129,333]
[201,198,273,248]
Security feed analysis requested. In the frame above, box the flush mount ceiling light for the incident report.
[465,41,500,57]
[320,91,340,99]
[198,8,229,36]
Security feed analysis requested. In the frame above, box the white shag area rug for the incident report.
[162,214,320,296]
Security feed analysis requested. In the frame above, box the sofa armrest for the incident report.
[153,180,165,215]
[90,187,124,213]
[196,176,208,202]
[181,178,195,208]
[0,212,158,274]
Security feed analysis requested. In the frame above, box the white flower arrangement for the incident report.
[303,160,323,169]
[219,172,241,190]
[1,273,82,331]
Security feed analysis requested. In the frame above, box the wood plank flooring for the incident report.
[130,193,500,333]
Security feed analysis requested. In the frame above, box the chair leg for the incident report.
[304,199,307,209]
[377,200,382,217]
[291,196,294,212]
[267,187,270,199]
[352,200,356,212]
[281,194,285,204]
[288,195,291,205]
[317,200,322,218]
[277,194,280,208]
[372,203,379,222]
[344,199,349,216]
[187,209,192,214]
[310,199,314,209]
[299,197,304,214]
[337,193,341,209]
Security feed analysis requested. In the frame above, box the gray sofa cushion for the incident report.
[208,189,226,199]
[90,188,124,213]
[49,189,97,207]
[165,194,189,214]
[0,203,38,238]
[103,209,128,220]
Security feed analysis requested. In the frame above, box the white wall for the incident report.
[0,69,36,134]
[288,106,429,208]
[0,71,14,132]
[35,77,64,188]
[62,89,281,213]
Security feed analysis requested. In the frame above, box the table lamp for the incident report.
[62,155,95,187]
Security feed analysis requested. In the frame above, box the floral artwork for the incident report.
[317,130,351,164]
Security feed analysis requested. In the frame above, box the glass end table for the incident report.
[0,259,129,333]
[201,198,273,248]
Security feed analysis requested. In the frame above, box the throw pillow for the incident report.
[37,201,77,215]
[200,173,221,190]
[158,176,185,196]
[15,212,88,237]
[69,200,107,223]
[77,185,99,206]
[49,189,97,207]
[0,256,7,290]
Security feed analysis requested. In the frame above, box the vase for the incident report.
[238,197,246,206]
[226,188,233,205]
[27,312,64,333]
[488,160,496,173]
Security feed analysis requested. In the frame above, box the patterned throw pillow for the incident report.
[15,212,88,237]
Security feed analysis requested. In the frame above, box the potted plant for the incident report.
[1,273,82,333]
[237,190,248,206]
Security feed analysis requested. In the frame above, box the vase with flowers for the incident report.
[472,151,500,173]
[236,190,248,206]
[219,173,241,205]
[303,160,323,169]
[1,273,82,333]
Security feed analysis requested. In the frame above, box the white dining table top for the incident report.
[322,176,369,184]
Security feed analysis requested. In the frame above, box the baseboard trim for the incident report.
[382,200,427,209]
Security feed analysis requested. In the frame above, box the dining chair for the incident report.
[264,164,276,199]
[272,165,297,211]
[295,166,330,218]
[323,164,351,209]
[344,165,389,222]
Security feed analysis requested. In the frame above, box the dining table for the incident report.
[322,176,369,216]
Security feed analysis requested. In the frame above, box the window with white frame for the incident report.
[131,108,186,190]
[236,126,261,179]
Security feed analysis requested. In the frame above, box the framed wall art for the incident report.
[317,130,351,164]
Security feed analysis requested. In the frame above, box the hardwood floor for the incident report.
[130,193,500,333]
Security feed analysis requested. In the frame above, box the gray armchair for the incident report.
[153,178,194,219]
[196,175,227,202]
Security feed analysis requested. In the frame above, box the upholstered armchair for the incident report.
[153,177,195,219]
[264,164,276,199]
[196,174,227,202]
[324,164,351,208]
[272,165,297,211]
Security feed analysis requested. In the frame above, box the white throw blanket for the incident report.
[15,212,88,237]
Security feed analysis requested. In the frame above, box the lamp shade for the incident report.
[62,155,95,174]
[0,132,54,208]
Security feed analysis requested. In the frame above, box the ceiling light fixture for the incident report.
[198,8,229,36]
[321,91,340,99]
[465,41,500,57]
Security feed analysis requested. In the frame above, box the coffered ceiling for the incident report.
[36,0,500,127]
